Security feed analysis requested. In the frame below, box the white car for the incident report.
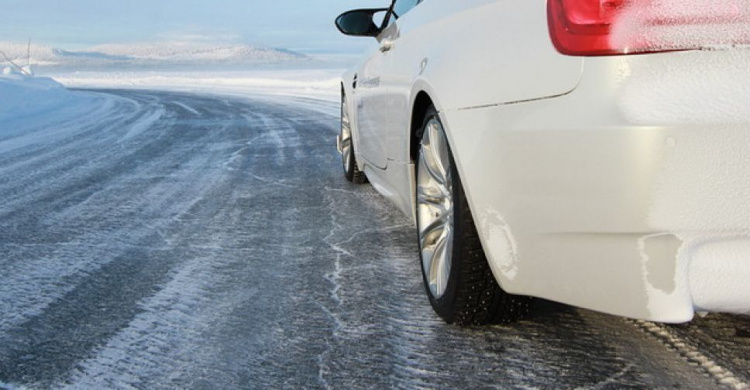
[335,0,750,325]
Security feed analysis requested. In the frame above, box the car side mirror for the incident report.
[335,8,388,37]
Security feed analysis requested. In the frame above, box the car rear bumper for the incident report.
[441,49,750,322]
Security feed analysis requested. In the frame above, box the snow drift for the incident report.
[0,75,99,130]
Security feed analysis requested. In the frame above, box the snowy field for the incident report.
[1,40,349,124]
[0,66,343,131]
[50,68,342,103]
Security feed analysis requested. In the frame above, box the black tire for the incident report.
[341,92,367,184]
[416,106,532,325]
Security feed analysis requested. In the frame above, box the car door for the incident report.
[354,17,393,170]
[377,0,424,165]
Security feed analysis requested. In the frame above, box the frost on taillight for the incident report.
[548,0,750,56]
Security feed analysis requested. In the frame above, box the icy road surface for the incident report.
[0,90,748,389]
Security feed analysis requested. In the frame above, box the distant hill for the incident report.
[0,41,309,69]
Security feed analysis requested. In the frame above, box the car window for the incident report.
[393,0,421,18]
[384,0,423,27]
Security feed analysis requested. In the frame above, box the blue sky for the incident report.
[0,0,381,54]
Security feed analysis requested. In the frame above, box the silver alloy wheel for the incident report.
[340,95,353,172]
[417,117,454,299]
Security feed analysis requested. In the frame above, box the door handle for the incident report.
[379,39,394,53]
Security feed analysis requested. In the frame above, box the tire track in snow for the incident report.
[0,92,232,347]
[59,93,345,389]
[630,319,749,389]
[0,90,266,387]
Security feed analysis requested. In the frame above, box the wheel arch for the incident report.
[409,90,437,164]
[408,86,515,295]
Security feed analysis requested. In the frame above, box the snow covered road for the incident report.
[0,89,748,389]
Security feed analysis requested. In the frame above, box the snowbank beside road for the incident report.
[0,75,98,129]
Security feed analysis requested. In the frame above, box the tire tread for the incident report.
[348,160,366,184]
[450,191,531,325]
[418,106,532,326]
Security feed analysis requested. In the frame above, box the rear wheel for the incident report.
[340,93,366,184]
[416,107,532,325]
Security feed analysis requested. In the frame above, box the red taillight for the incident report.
[548,0,750,56]
[548,0,628,55]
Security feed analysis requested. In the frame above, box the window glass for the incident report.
[393,0,421,19]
